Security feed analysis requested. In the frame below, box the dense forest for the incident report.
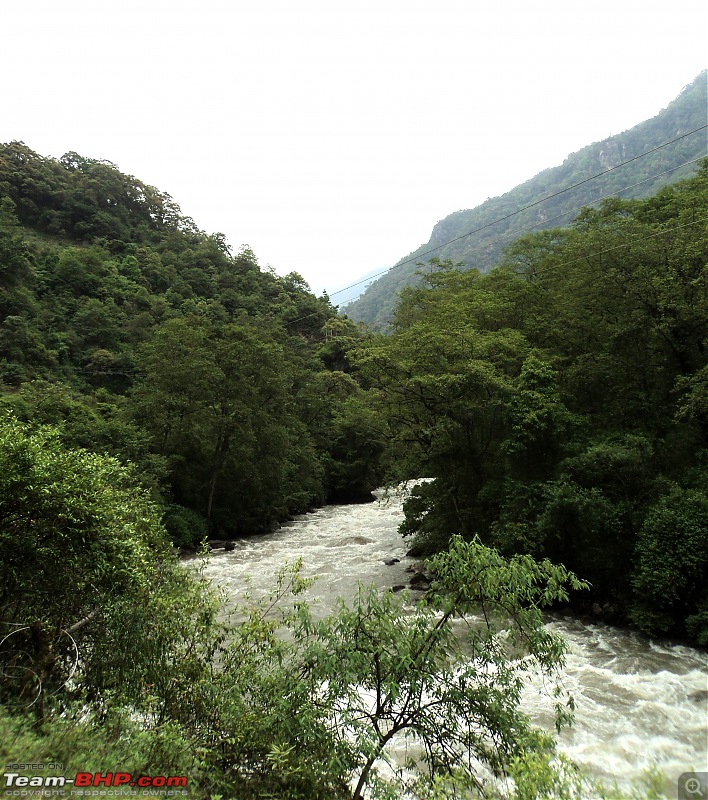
[356,164,708,644]
[347,71,707,327]
[0,141,384,545]
[0,139,705,798]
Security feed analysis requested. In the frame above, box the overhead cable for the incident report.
[320,125,708,307]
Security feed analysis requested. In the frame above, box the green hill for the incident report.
[346,71,707,327]
[0,143,382,543]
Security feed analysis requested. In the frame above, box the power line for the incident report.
[531,216,708,276]
[74,217,708,385]
[392,154,707,287]
[399,218,708,338]
[340,218,707,325]
[321,125,707,307]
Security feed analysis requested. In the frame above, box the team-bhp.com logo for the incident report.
[3,767,188,796]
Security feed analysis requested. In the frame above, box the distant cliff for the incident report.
[346,71,707,328]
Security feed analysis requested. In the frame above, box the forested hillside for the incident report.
[354,163,708,644]
[1,133,705,798]
[0,143,598,796]
[347,71,707,327]
[2,140,705,642]
[0,142,383,545]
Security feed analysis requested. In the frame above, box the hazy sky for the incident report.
[2,0,706,300]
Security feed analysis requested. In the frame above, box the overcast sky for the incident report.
[2,0,706,300]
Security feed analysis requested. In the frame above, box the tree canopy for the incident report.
[1,138,703,799]
[354,164,708,643]
[0,142,382,544]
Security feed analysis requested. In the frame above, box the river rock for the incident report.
[409,571,432,589]
[328,536,374,546]
[384,558,401,566]
[688,690,708,702]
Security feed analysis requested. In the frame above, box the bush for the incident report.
[631,487,708,639]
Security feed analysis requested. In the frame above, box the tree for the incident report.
[84,540,584,800]
[631,487,708,642]
[132,316,326,536]
[291,536,586,799]
[352,168,708,640]
[0,417,636,799]
[0,415,168,713]
[353,288,530,553]
[0,198,31,290]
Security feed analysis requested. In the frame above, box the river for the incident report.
[198,484,708,793]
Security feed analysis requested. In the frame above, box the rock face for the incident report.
[598,139,626,169]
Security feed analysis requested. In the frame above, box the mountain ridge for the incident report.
[345,71,707,327]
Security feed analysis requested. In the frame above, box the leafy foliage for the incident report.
[0,420,590,798]
[0,416,169,712]
[292,536,586,798]
[355,165,708,642]
[0,143,381,544]
[1,114,703,799]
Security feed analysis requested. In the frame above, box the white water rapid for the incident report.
[198,485,708,792]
